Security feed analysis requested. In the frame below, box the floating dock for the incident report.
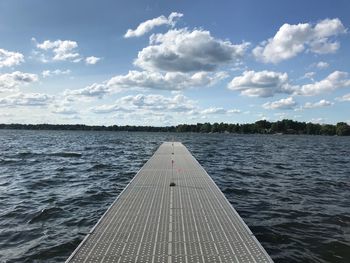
[66,142,273,263]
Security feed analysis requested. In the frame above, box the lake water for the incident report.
[0,130,349,262]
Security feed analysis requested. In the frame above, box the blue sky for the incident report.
[0,0,350,125]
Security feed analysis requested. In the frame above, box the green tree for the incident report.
[306,122,321,135]
[320,124,336,135]
[336,122,350,136]
[200,123,212,133]
[255,120,271,133]
[211,122,219,133]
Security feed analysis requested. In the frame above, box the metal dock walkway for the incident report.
[66,142,273,263]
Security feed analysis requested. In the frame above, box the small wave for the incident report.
[220,166,235,173]
[87,163,113,171]
[223,187,250,196]
[237,170,257,177]
[49,152,82,158]
[17,151,34,157]
[12,151,82,159]
[0,157,21,164]
[28,207,64,224]
[85,145,115,151]
[10,237,82,263]
[85,190,113,201]
[55,166,69,172]
[274,164,289,170]
[318,240,350,261]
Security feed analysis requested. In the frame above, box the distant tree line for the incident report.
[0,123,174,132]
[176,120,350,136]
[0,119,350,136]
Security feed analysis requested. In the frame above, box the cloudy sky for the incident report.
[1,0,350,125]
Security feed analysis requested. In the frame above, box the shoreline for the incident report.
[1,119,349,136]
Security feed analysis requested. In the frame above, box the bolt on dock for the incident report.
[66,142,273,263]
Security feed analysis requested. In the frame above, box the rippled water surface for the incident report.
[0,130,349,263]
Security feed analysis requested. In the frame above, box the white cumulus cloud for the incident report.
[303,99,333,109]
[227,109,241,114]
[315,61,329,69]
[64,83,111,100]
[36,39,80,62]
[91,93,196,114]
[0,92,52,107]
[298,71,350,96]
[124,12,183,38]
[0,48,24,68]
[0,71,38,92]
[229,70,350,97]
[201,107,227,115]
[336,93,350,102]
[107,70,227,91]
[228,70,295,97]
[188,107,242,116]
[42,69,71,78]
[134,28,250,72]
[90,93,241,121]
[51,106,77,115]
[63,70,226,100]
[303,72,315,80]
[85,56,101,65]
[263,97,297,110]
[253,18,346,63]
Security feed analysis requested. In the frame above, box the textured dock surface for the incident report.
[66,142,273,263]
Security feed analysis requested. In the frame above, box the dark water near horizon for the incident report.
[0,130,349,263]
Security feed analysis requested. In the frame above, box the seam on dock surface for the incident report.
[66,142,273,263]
